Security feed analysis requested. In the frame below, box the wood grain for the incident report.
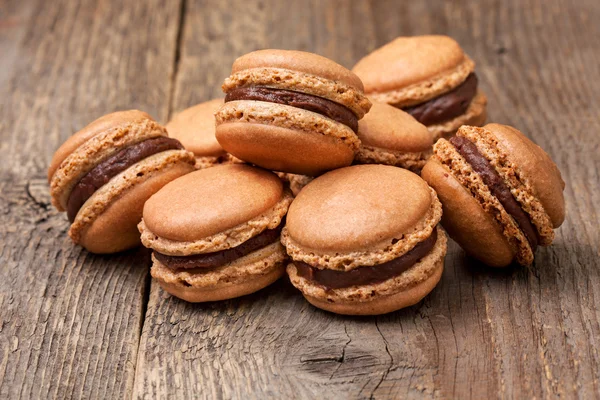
[0,0,181,398]
[1,0,599,398]
[133,0,600,399]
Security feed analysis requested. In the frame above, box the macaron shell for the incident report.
[47,110,153,182]
[166,99,226,158]
[216,100,360,151]
[231,49,365,91]
[78,158,195,253]
[353,36,473,106]
[151,241,286,302]
[427,91,487,140]
[286,165,432,253]
[216,122,355,175]
[157,266,284,303]
[143,164,284,242]
[139,189,293,256]
[421,158,515,267]
[357,102,432,152]
[485,123,565,227]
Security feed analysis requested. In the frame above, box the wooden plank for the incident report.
[134,0,600,398]
[0,0,182,398]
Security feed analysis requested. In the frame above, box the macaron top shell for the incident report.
[286,165,432,252]
[143,164,284,242]
[358,102,432,152]
[47,110,153,181]
[231,49,364,91]
[352,35,469,94]
[166,99,225,158]
[485,123,565,227]
[222,49,371,118]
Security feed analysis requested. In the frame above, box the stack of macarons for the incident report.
[48,35,565,316]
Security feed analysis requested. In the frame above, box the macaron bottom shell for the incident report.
[287,227,447,316]
[216,122,355,175]
[151,242,287,302]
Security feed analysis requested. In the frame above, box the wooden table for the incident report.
[1,0,599,398]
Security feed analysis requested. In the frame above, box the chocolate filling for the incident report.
[449,135,538,249]
[295,229,438,289]
[154,221,284,270]
[403,73,478,126]
[67,137,183,222]
[225,87,359,133]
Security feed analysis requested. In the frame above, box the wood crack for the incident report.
[370,319,394,399]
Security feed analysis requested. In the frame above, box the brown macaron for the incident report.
[48,110,196,253]
[422,123,565,267]
[281,165,447,315]
[352,35,487,140]
[354,102,433,173]
[139,164,294,302]
[166,99,242,169]
[215,49,372,175]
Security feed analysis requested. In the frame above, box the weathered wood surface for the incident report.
[0,0,181,398]
[1,0,599,399]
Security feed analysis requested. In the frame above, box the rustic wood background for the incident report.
[1,0,599,398]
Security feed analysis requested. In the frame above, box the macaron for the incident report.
[281,165,447,315]
[215,49,372,175]
[421,123,565,267]
[166,99,242,169]
[352,35,487,140]
[48,110,196,253]
[138,164,294,302]
[354,102,433,173]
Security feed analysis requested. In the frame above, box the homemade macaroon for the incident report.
[352,35,487,140]
[215,49,372,175]
[281,165,447,315]
[48,110,196,253]
[422,123,565,267]
[166,99,241,169]
[355,102,433,172]
[139,164,294,302]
